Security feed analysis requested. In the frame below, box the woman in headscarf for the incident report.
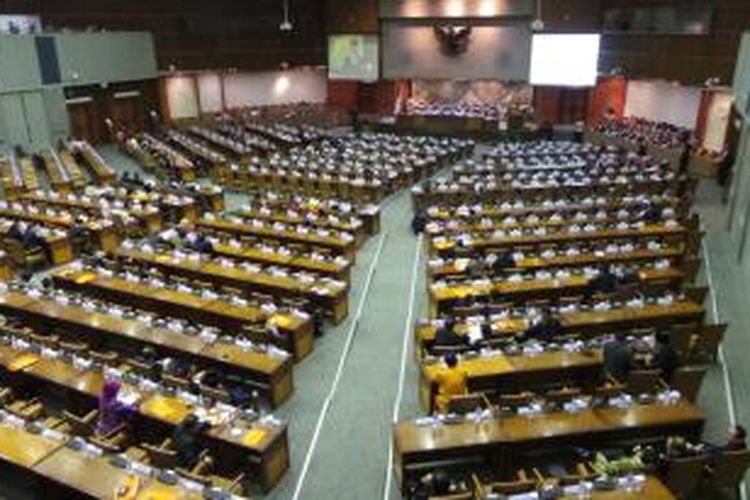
[96,379,135,436]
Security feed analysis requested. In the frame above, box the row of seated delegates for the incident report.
[593,116,693,150]
[403,99,502,120]
[188,123,277,156]
[0,318,284,498]
[268,132,473,177]
[81,253,311,342]
[233,102,347,131]
[432,326,685,412]
[412,164,677,202]
[236,118,328,146]
[165,130,226,166]
[0,383,246,497]
[484,140,609,158]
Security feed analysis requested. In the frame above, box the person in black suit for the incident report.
[434,318,464,347]
[603,332,633,381]
[651,331,679,383]
[171,414,210,468]
[586,265,619,297]
[526,307,562,342]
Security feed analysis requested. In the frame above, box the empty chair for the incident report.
[684,286,709,305]
[663,454,711,498]
[62,409,99,438]
[670,365,708,403]
[691,323,728,362]
[626,369,662,396]
[143,438,178,469]
[447,393,491,415]
[707,448,750,494]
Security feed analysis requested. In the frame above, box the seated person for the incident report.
[651,331,679,383]
[96,380,136,437]
[171,414,210,468]
[722,425,747,451]
[185,232,213,253]
[587,265,619,296]
[434,352,469,414]
[434,319,465,347]
[525,307,562,342]
[603,332,633,381]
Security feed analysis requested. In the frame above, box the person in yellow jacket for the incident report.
[434,352,468,414]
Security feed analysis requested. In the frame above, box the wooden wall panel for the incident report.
[327,80,360,110]
[325,0,379,34]
[64,79,159,143]
[587,76,627,125]
[0,0,327,71]
[599,0,750,85]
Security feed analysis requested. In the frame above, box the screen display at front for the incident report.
[328,35,379,81]
[530,34,601,87]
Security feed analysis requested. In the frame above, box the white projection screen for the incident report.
[530,34,601,86]
[328,35,379,81]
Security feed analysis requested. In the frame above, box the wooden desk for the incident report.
[429,268,683,317]
[416,301,705,348]
[393,402,704,487]
[0,343,290,491]
[115,249,349,325]
[20,194,165,234]
[0,292,294,407]
[429,198,681,221]
[429,246,684,280]
[52,268,315,362]
[211,242,352,282]
[0,423,63,469]
[0,253,11,281]
[234,207,367,245]
[33,446,135,498]
[420,350,603,413]
[431,224,687,256]
[0,208,120,252]
[197,218,357,263]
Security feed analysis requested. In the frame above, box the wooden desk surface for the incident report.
[115,249,346,301]
[429,198,680,220]
[32,446,135,498]
[394,401,704,456]
[431,224,687,253]
[198,218,354,251]
[423,350,603,382]
[0,423,63,468]
[0,292,287,378]
[0,342,285,458]
[53,268,315,362]
[212,242,351,280]
[417,301,705,343]
[430,267,683,305]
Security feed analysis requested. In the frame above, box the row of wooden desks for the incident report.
[211,241,352,282]
[198,218,357,263]
[20,193,166,234]
[53,267,315,361]
[428,267,684,316]
[115,248,350,325]
[412,180,687,211]
[420,350,603,414]
[429,246,685,279]
[426,197,682,221]
[417,300,705,348]
[0,208,120,252]
[430,224,688,255]
[0,292,294,408]
[0,342,289,491]
[393,401,704,486]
